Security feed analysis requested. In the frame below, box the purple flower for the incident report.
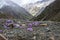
[27,28,33,31]
[28,23,32,27]
[0,30,3,33]
[3,25,9,29]
[6,20,13,23]
[32,22,39,26]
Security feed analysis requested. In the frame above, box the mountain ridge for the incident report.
[32,0,60,21]
[23,0,55,16]
[0,0,33,20]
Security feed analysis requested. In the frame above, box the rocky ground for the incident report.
[0,20,60,40]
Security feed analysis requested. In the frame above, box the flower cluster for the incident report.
[28,21,39,27]
[3,20,13,29]
[3,20,41,31]
[3,20,23,29]
[27,21,40,31]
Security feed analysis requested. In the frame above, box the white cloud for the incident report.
[11,0,40,6]
[11,0,55,7]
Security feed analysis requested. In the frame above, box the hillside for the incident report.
[32,0,60,21]
[0,0,33,20]
[23,0,54,16]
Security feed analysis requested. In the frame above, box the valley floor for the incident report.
[0,20,60,40]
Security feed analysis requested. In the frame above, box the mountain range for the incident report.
[0,0,33,20]
[23,0,55,16]
[32,0,60,21]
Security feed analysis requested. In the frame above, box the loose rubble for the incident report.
[0,19,60,40]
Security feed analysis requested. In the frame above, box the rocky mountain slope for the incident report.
[0,0,33,20]
[32,0,60,21]
[23,0,54,16]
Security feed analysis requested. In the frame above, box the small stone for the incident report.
[14,24,20,28]
[46,27,51,32]
[40,24,48,26]
[49,36,55,40]
[22,24,26,26]
[32,36,36,40]
[14,24,23,28]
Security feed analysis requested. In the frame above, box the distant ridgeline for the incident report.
[0,0,33,20]
[32,0,60,21]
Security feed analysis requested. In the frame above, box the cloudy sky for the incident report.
[11,0,40,5]
[0,0,55,8]
[11,0,55,6]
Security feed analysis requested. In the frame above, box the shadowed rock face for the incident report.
[32,0,60,21]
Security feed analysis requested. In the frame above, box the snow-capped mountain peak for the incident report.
[23,0,55,16]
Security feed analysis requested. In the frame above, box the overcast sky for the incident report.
[11,0,55,7]
[11,0,40,4]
